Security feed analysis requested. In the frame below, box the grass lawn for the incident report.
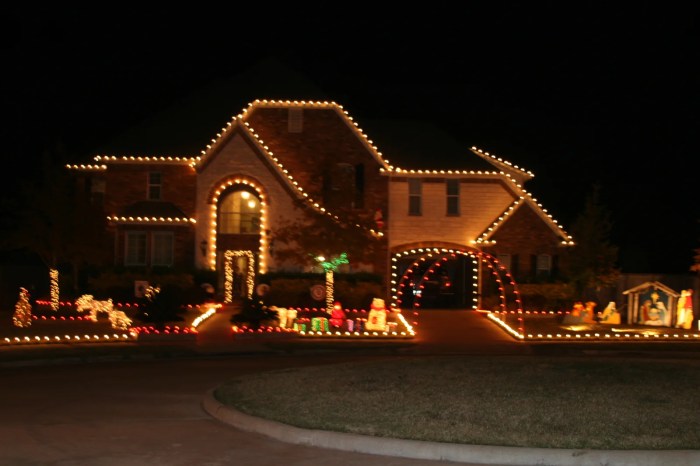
[214,354,700,450]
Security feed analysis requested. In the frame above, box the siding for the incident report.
[388,177,516,249]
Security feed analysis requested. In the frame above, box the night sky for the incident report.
[6,4,699,274]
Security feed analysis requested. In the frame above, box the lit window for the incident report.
[408,179,422,216]
[219,190,261,234]
[152,232,174,267]
[288,108,303,133]
[125,232,147,266]
[446,179,460,216]
[148,172,162,200]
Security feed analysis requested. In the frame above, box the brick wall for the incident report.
[244,107,388,216]
[482,203,571,278]
[103,163,197,216]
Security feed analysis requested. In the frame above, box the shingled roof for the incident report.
[356,118,496,172]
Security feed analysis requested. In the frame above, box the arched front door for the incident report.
[223,250,255,302]
[217,187,261,301]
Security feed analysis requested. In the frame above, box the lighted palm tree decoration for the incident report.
[315,252,349,313]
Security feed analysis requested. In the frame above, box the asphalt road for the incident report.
[0,352,508,466]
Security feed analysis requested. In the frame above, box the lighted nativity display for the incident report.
[488,280,697,341]
[623,281,678,327]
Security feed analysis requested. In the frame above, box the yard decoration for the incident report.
[643,298,668,326]
[583,301,597,324]
[75,294,132,330]
[13,287,32,328]
[623,281,677,326]
[562,301,585,324]
[365,298,387,331]
[273,307,298,329]
[329,301,346,328]
[311,316,330,332]
[598,301,621,324]
[315,253,349,313]
[676,289,694,330]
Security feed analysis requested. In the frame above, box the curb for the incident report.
[202,389,700,466]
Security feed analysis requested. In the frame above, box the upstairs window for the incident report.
[148,172,162,200]
[219,190,262,234]
[288,108,303,133]
[408,179,422,216]
[446,179,460,216]
[536,254,552,278]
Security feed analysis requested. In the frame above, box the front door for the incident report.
[223,250,255,303]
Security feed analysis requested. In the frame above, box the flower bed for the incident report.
[489,310,700,342]
[232,305,416,339]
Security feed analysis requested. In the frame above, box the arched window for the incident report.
[219,189,261,234]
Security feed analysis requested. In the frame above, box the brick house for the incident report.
[68,100,573,310]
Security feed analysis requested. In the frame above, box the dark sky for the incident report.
[6,4,699,274]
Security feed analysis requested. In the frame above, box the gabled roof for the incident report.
[193,109,384,238]
[75,97,572,244]
[623,281,680,297]
[355,119,497,172]
[194,100,391,171]
[473,178,574,246]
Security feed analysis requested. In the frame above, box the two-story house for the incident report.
[68,100,573,310]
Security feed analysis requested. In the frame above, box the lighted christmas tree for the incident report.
[13,287,32,328]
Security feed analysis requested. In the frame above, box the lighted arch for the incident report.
[206,176,269,273]
[391,247,522,313]
[224,250,255,302]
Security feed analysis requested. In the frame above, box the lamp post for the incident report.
[316,253,349,313]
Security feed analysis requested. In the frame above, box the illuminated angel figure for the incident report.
[676,289,694,330]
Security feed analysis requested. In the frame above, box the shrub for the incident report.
[133,284,186,327]
[230,297,279,329]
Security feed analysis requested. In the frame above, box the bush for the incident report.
[86,268,199,303]
[230,297,279,329]
[133,284,186,327]
[518,283,575,311]
[260,272,384,310]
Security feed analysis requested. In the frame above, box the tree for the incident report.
[0,145,109,305]
[690,225,700,274]
[564,184,620,300]
[271,201,382,270]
